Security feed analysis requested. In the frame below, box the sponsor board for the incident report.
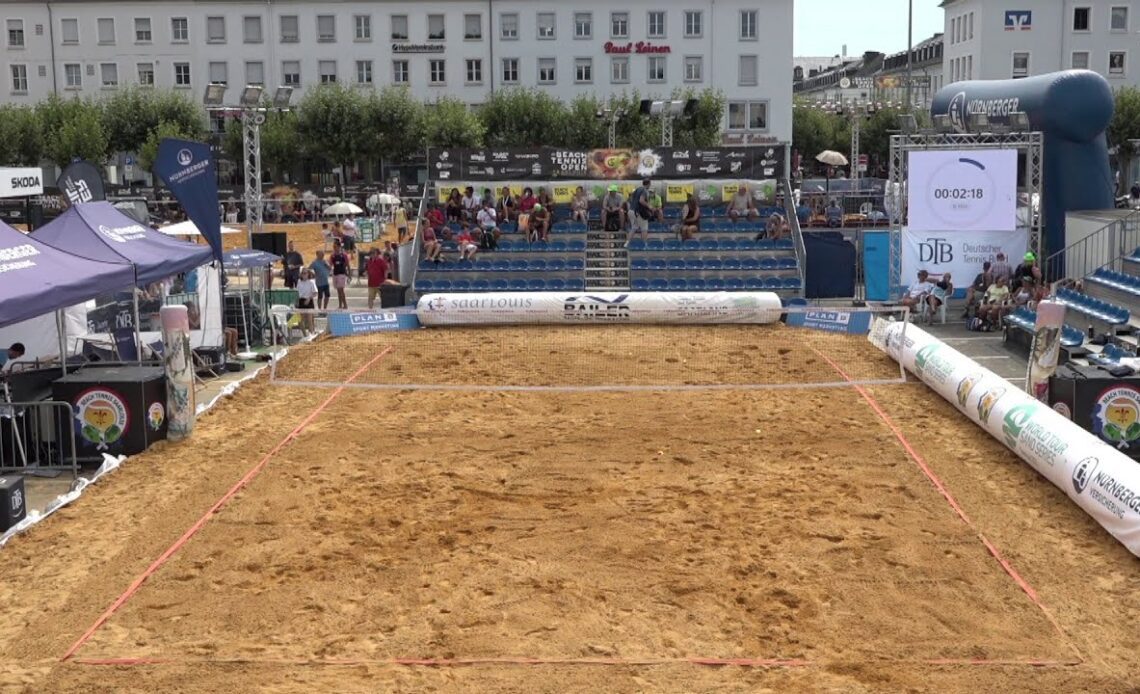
[147,402,165,431]
[956,371,984,409]
[1091,386,1140,449]
[0,168,45,198]
[74,388,129,451]
[901,228,1028,294]
[785,310,873,335]
[977,384,1008,424]
[327,311,421,337]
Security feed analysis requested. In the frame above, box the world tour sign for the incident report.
[604,41,670,54]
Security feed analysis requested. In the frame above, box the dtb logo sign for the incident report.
[918,238,953,264]
[1004,10,1032,31]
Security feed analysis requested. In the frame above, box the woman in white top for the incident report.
[571,186,589,222]
[296,269,318,333]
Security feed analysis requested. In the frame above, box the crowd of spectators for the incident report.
[901,251,1046,328]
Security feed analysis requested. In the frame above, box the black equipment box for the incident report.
[0,475,27,531]
[1049,363,1140,459]
[52,366,168,462]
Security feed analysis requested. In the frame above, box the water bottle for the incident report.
[1088,324,1095,339]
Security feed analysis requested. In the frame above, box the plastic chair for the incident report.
[417,280,434,293]
[472,279,491,291]
[491,278,510,291]
[628,239,647,252]
[764,277,783,289]
[631,257,650,271]
[510,279,527,291]
[650,278,669,291]
[778,257,798,270]
[546,278,567,291]
[705,278,726,290]
[724,277,745,291]
[547,259,566,272]
[669,278,689,291]
[527,279,546,291]
[632,278,651,291]
[667,258,686,271]
[759,257,779,271]
[452,279,472,292]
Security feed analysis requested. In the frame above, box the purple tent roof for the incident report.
[31,201,214,285]
[0,219,136,329]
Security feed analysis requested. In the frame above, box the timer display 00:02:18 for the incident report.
[933,188,985,200]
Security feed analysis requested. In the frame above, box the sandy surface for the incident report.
[0,326,1137,693]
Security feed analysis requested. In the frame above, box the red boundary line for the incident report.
[811,347,1083,663]
[60,347,394,662]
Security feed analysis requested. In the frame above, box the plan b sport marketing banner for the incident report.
[901,149,1025,285]
[427,147,785,181]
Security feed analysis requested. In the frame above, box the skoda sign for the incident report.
[0,167,45,198]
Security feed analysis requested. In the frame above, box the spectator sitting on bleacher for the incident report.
[727,185,759,222]
[476,198,499,250]
[445,188,463,222]
[626,178,653,248]
[531,204,551,242]
[990,252,1012,284]
[423,205,450,241]
[826,199,843,227]
[498,186,517,222]
[537,187,555,216]
[680,194,701,240]
[963,261,993,318]
[421,222,443,263]
[1131,182,1140,208]
[481,187,496,211]
[900,270,935,311]
[926,273,953,318]
[519,187,537,213]
[977,275,1011,327]
[571,186,589,222]
[602,184,625,231]
[461,186,482,222]
[1012,252,1041,291]
[762,212,788,241]
[456,228,479,261]
[648,189,665,222]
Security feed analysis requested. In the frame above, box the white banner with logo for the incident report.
[0,167,44,198]
[870,319,1140,557]
[417,292,783,326]
[901,228,1028,288]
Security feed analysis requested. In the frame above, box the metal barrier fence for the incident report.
[0,400,79,478]
[1044,209,1140,284]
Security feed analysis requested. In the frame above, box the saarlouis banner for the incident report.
[153,138,223,262]
[901,227,1028,291]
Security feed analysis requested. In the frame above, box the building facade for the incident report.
[0,0,793,143]
[942,0,1140,88]
[792,34,944,111]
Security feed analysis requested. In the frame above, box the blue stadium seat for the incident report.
[417,279,434,292]
[669,278,689,291]
[741,257,761,271]
[528,279,546,291]
[418,260,435,271]
[682,238,701,251]
[764,277,783,289]
[775,239,794,250]
[490,259,510,271]
[724,277,745,291]
[705,278,726,290]
[783,277,802,290]
[632,278,651,291]
[719,238,738,251]
[755,239,775,250]
[745,277,766,290]
[510,279,527,290]
[548,241,568,252]
[497,239,515,252]
[688,278,706,290]
[663,207,681,219]
[686,257,704,270]
[500,222,518,234]
[703,257,723,270]
[472,279,490,291]
[778,257,798,270]
[547,278,567,291]
[452,279,472,291]
[722,258,742,271]
[566,258,585,270]
[759,257,778,271]
[646,239,664,251]
[529,259,548,272]
[511,259,529,271]
[567,278,585,290]
[631,257,650,271]
[667,258,686,271]
[649,221,671,232]
[567,240,587,252]
[700,238,719,251]
[492,278,510,291]
[650,278,668,291]
[628,239,647,251]
[434,279,453,291]
[547,258,566,271]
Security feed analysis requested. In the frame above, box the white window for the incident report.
[207,16,225,43]
[7,19,24,48]
[575,12,592,38]
[575,57,592,83]
[317,15,335,42]
[647,11,665,38]
[355,15,371,40]
[392,60,408,83]
[502,57,519,83]
[174,62,191,87]
[748,102,768,130]
[501,13,518,39]
[1111,6,1129,31]
[319,60,337,83]
[740,10,757,39]
[1072,51,1090,69]
[171,17,188,42]
[10,64,27,92]
[356,60,372,84]
[728,101,768,131]
[64,62,81,88]
[1073,7,1091,31]
[243,16,262,43]
[280,15,298,42]
[684,11,702,37]
[538,57,556,83]
[428,14,445,40]
[967,54,973,79]
[1109,51,1126,75]
[282,60,300,86]
[611,57,629,83]
[684,56,703,82]
[209,61,228,85]
[464,14,481,39]
[134,17,151,42]
[97,18,114,44]
[137,62,154,86]
[429,59,446,84]
[739,55,758,85]
[611,12,629,39]
[538,13,555,39]
[466,58,482,83]
[647,56,665,82]
[391,15,408,40]
[61,18,78,44]
[1012,51,1029,78]
[968,11,974,39]
[246,60,264,85]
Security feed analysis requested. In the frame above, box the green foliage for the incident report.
[362,87,425,162]
[563,94,608,149]
[101,87,207,155]
[0,105,44,165]
[138,121,194,171]
[1108,86,1140,160]
[670,88,726,148]
[792,105,846,166]
[422,97,484,149]
[294,83,367,169]
[480,88,569,147]
[259,110,301,177]
[858,108,906,166]
[38,95,108,166]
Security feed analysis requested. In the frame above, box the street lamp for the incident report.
[640,99,697,147]
[595,106,626,148]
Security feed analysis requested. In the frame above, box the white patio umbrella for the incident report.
[368,192,400,209]
[815,150,849,167]
[323,201,364,216]
[159,220,241,236]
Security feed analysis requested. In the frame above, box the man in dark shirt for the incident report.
[626,178,653,248]
[283,241,303,289]
[964,261,993,318]
[1011,252,1040,291]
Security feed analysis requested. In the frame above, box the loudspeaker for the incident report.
[380,284,409,308]
[0,475,26,531]
[252,232,287,257]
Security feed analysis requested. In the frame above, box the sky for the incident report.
[794,0,944,58]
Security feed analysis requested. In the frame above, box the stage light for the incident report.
[967,111,990,131]
[239,85,264,107]
[932,114,953,132]
[203,83,227,107]
[272,86,294,109]
[1009,111,1031,130]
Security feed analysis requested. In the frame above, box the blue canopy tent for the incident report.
[223,248,280,270]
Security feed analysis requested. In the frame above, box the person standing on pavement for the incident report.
[283,241,303,289]
[309,250,332,310]
[329,239,351,310]
[366,248,390,310]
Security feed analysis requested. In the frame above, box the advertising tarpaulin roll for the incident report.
[901,228,1028,289]
[153,138,223,263]
[416,292,783,326]
[57,160,106,205]
[1027,300,1065,401]
[870,319,1140,557]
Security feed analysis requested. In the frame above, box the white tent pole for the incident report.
[55,309,67,378]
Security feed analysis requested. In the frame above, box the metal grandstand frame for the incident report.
[887,131,1043,294]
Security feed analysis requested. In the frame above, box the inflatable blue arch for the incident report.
[930,70,1116,260]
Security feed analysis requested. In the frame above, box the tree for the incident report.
[422,97,484,149]
[478,88,568,148]
[295,83,367,185]
[102,88,207,155]
[857,108,904,167]
[792,105,843,168]
[259,110,301,180]
[38,95,108,166]
[138,121,193,172]
[608,92,659,150]
[362,87,425,163]
[671,88,726,148]
[0,105,44,165]
[151,90,208,141]
[564,94,608,149]
[1108,86,1140,163]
